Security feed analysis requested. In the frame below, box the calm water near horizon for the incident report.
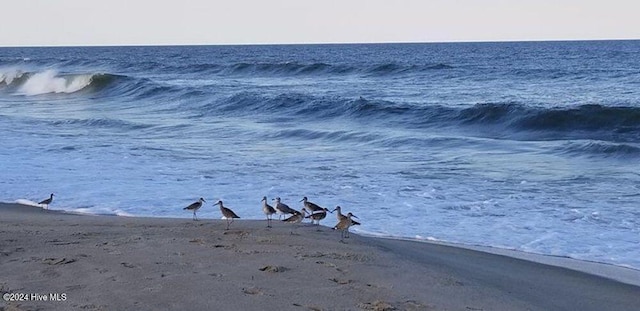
[1,41,639,269]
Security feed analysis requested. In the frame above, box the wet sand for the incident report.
[1,202,638,311]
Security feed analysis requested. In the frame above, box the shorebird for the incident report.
[39,193,54,209]
[282,208,306,224]
[273,197,299,219]
[283,208,306,235]
[215,200,240,230]
[334,212,359,242]
[261,196,277,228]
[332,205,346,221]
[300,197,324,222]
[332,205,361,226]
[184,198,205,221]
[305,207,332,226]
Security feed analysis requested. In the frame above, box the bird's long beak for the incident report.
[351,214,359,219]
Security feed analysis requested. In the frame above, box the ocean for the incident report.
[1,41,639,269]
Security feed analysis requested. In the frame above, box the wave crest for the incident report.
[18,70,94,95]
[0,68,121,96]
[0,68,27,85]
[165,61,453,77]
[203,93,640,142]
[459,103,640,134]
[556,141,640,158]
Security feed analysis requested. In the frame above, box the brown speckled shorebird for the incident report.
[261,196,277,228]
[305,207,332,226]
[215,200,240,230]
[332,205,346,221]
[334,212,359,242]
[332,205,361,226]
[184,197,205,220]
[273,197,299,219]
[300,197,324,222]
[39,193,54,209]
[283,208,306,224]
[283,208,307,235]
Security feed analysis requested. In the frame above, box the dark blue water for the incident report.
[1,41,639,268]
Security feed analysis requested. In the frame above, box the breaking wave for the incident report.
[0,68,122,96]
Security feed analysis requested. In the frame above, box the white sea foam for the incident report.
[17,70,93,95]
[65,207,135,217]
[0,68,25,85]
[14,199,43,207]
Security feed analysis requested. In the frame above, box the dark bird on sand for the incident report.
[305,207,332,225]
[215,200,240,230]
[273,197,300,219]
[39,193,54,209]
[184,198,205,221]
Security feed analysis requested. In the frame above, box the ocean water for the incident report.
[1,41,639,269]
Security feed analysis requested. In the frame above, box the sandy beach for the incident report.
[1,202,638,311]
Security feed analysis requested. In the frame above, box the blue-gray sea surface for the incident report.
[1,41,639,268]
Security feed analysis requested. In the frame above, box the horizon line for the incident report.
[1,37,639,49]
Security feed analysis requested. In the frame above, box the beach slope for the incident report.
[1,203,638,311]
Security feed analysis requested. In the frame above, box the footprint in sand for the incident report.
[329,277,352,285]
[120,262,136,268]
[242,287,264,295]
[259,265,288,273]
[46,239,80,246]
[42,257,77,265]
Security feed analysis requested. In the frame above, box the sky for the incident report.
[2,0,639,46]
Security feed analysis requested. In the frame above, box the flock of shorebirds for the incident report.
[36,193,360,242]
[183,196,360,241]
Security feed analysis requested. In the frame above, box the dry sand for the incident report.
[1,202,638,311]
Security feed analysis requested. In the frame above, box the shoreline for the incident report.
[1,202,639,310]
[360,233,640,288]
[13,200,640,285]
